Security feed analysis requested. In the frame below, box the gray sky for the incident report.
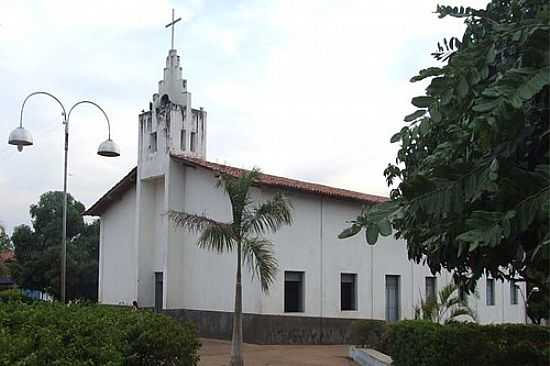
[0,0,487,233]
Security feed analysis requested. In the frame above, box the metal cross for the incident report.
[165,8,182,50]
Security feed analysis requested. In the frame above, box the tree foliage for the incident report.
[341,0,549,295]
[0,224,12,252]
[10,191,100,300]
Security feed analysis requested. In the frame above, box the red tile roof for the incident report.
[172,154,387,203]
[84,155,387,216]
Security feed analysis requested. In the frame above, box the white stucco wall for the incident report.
[97,159,524,324]
[136,177,166,307]
[159,161,524,323]
[98,186,137,305]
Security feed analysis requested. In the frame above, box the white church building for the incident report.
[85,44,525,343]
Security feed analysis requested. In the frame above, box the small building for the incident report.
[0,250,15,291]
[85,44,525,344]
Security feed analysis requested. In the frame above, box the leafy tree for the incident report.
[170,168,293,366]
[0,224,12,252]
[10,191,99,300]
[341,1,549,296]
[414,281,477,323]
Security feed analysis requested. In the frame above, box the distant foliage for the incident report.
[341,0,549,296]
[389,320,550,366]
[0,301,200,365]
[0,224,12,252]
[10,191,100,301]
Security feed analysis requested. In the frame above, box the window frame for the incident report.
[510,280,519,305]
[340,273,358,311]
[284,271,305,313]
[486,278,495,306]
[425,276,437,302]
[385,275,401,322]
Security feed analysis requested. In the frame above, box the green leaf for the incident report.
[377,220,392,236]
[517,67,550,101]
[338,224,361,239]
[404,110,426,122]
[472,98,500,112]
[410,67,444,82]
[390,132,401,143]
[366,224,379,245]
[430,110,442,123]
[457,77,469,98]
[411,96,434,108]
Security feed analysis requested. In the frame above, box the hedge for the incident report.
[389,320,550,366]
[350,319,391,354]
[0,301,200,365]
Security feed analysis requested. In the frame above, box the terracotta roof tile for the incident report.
[172,154,387,205]
[85,155,387,216]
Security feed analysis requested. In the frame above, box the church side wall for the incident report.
[166,164,263,312]
[159,163,524,343]
[98,187,137,305]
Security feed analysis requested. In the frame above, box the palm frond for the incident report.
[242,237,278,292]
[169,210,234,252]
[438,282,458,305]
[446,307,476,323]
[217,168,261,227]
[245,193,293,235]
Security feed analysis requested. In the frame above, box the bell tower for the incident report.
[138,11,207,174]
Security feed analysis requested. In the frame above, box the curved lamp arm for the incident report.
[19,91,67,127]
[67,100,112,139]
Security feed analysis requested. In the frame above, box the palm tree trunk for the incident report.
[230,240,244,366]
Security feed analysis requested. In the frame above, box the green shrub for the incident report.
[0,301,200,365]
[350,319,389,352]
[389,320,550,366]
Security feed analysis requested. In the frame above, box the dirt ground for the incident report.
[199,338,356,366]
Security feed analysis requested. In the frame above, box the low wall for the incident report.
[163,308,357,344]
[349,346,393,366]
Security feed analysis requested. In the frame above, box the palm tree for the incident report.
[169,168,293,366]
[414,281,477,323]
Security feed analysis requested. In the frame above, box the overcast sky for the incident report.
[0,0,488,233]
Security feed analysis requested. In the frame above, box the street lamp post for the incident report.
[516,284,540,324]
[8,91,120,303]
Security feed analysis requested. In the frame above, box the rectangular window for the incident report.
[486,278,495,306]
[146,118,152,133]
[341,273,357,311]
[150,132,157,153]
[284,271,304,312]
[190,132,196,152]
[180,129,186,151]
[425,276,437,302]
[511,280,518,305]
[385,275,400,322]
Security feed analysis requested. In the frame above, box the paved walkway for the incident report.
[199,338,356,366]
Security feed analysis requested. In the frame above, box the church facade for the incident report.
[86,46,525,343]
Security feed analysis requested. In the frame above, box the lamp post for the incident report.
[8,91,120,303]
[516,284,540,324]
